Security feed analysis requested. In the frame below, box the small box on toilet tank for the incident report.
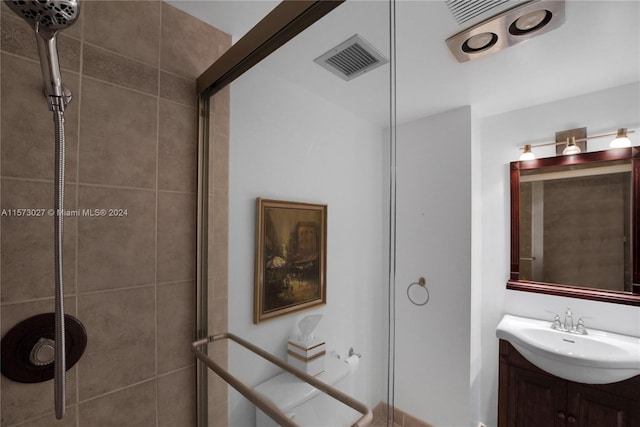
[287,337,326,376]
[288,314,325,376]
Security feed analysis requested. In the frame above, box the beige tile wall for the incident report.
[0,2,230,426]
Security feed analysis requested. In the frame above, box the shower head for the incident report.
[4,0,80,109]
[5,0,80,33]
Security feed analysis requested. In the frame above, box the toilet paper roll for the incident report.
[342,355,361,404]
[344,354,360,372]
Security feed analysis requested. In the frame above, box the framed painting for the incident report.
[254,198,327,324]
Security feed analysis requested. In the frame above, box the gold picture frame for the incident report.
[254,198,327,324]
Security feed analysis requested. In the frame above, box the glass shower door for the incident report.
[196,1,396,426]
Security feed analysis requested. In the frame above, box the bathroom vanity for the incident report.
[498,340,640,427]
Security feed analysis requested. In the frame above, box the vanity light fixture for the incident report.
[520,144,535,160]
[446,0,565,63]
[562,136,581,155]
[519,128,636,160]
[610,128,632,148]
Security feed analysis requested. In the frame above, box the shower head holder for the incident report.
[5,0,80,109]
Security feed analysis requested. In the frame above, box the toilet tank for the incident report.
[254,357,360,427]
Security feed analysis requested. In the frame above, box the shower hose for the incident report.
[52,105,67,420]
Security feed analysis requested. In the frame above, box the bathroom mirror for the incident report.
[508,147,640,305]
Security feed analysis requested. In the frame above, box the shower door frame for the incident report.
[195,2,345,425]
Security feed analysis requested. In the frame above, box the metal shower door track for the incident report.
[191,332,373,427]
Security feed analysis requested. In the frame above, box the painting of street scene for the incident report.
[254,199,327,323]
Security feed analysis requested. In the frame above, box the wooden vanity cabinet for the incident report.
[498,340,640,427]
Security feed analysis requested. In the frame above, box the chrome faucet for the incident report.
[550,308,588,335]
[575,318,588,335]
[563,307,574,331]
[551,314,562,330]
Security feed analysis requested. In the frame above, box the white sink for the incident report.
[496,314,640,384]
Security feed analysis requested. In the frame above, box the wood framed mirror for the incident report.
[508,147,640,306]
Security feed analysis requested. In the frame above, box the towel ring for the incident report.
[407,277,430,306]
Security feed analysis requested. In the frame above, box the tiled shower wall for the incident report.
[0,2,230,425]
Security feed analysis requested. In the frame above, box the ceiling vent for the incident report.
[445,0,512,25]
[314,34,388,81]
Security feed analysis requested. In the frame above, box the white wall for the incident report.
[394,107,473,426]
[476,82,640,427]
[228,67,388,426]
[227,65,640,427]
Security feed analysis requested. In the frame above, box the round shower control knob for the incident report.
[1,313,87,383]
[29,338,56,366]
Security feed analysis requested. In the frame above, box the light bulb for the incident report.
[562,144,581,155]
[467,33,495,50]
[610,128,631,148]
[462,32,498,53]
[562,137,581,155]
[509,9,552,35]
[520,144,535,160]
[514,10,548,31]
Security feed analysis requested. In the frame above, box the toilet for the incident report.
[254,356,360,426]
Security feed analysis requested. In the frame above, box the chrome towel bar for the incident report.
[191,332,373,427]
